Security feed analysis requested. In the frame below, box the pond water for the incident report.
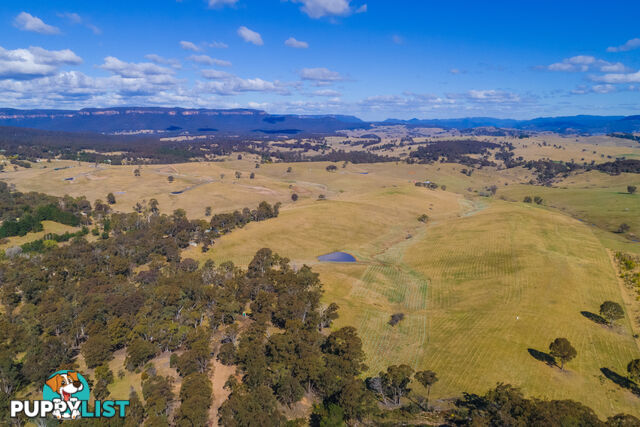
[317,251,357,262]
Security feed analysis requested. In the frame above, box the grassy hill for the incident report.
[3,153,640,418]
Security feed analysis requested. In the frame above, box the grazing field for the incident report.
[2,154,640,418]
[0,220,79,251]
[500,171,640,243]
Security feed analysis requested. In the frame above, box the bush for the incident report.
[217,342,237,366]
[523,196,532,203]
[291,193,298,202]
[389,313,405,326]
[126,338,158,370]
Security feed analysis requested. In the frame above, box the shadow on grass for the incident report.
[601,368,640,396]
[580,311,607,325]
[527,348,556,367]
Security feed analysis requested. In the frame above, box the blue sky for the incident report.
[1,0,639,120]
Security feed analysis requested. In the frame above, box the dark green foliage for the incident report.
[93,365,114,400]
[219,385,286,427]
[628,359,640,383]
[415,370,438,409]
[0,183,83,237]
[217,342,237,365]
[617,223,631,233]
[209,201,280,237]
[388,313,404,326]
[175,373,212,427]
[524,196,532,203]
[107,193,116,204]
[549,338,577,370]
[600,301,625,326]
[628,185,637,194]
[142,372,174,421]
[83,334,114,368]
[452,383,606,426]
[124,389,145,427]
[126,339,158,371]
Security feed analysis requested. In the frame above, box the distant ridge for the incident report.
[0,107,365,135]
[0,107,639,135]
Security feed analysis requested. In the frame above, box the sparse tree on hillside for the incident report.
[106,193,116,205]
[628,185,637,195]
[149,198,159,215]
[291,193,298,202]
[205,206,212,216]
[533,196,543,205]
[523,196,532,203]
[599,301,624,326]
[134,169,140,177]
[326,165,338,172]
[417,214,429,223]
[549,338,577,370]
[379,364,414,406]
[220,173,225,180]
[237,154,242,160]
[627,359,640,382]
[414,370,438,410]
[250,172,255,179]
[286,167,292,173]
[235,171,242,179]
[168,175,174,183]
[617,223,630,233]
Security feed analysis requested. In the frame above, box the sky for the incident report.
[1,0,639,120]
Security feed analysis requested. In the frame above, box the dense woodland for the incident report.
[0,186,638,425]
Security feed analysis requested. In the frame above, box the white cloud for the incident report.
[593,70,640,84]
[179,41,201,52]
[466,89,520,103]
[285,37,309,49]
[201,69,234,79]
[13,12,60,35]
[0,45,81,80]
[99,56,175,78]
[290,0,362,18]
[299,67,343,81]
[188,55,231,66]
[208,0,238,7]
[607,38,640,53]
[198,70,290,95]
[313,89,341,97]
[57,12,101,34]
[547,55,629,73]
[237,26,263,45]
[207,41,229,49]
[145,54,181,68]
[592,84,616,94]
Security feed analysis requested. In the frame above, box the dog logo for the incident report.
[42,370,90,420]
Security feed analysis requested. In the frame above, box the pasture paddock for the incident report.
[3,156,640,417]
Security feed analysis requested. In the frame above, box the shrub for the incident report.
[389,313,405,326]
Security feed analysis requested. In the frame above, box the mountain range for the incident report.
[0,108,639,135]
